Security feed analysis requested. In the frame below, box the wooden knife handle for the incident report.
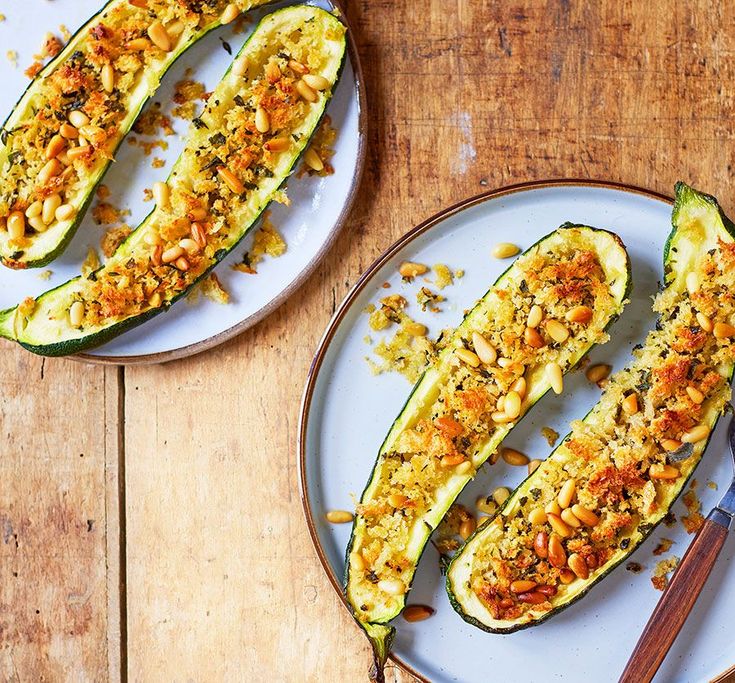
[618,510,731,683]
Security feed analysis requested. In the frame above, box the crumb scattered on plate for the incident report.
[541,426,559,447]
[651,555,680,591]
[652,538,674,556]
[682,484,703,534]
[232,212,286,274]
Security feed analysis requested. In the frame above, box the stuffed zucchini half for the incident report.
[346,225,632,677]
[447,182,735,633]
[0,5,346,355]
[0,0,275,269]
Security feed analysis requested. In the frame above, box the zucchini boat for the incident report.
[0,0,275,269]
[345,225,632,677]
[0,5,346,355]
[447,182,735,633]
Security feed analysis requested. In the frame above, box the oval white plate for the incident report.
[299,181,735,683]
[0,0,365,364]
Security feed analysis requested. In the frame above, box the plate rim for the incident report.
[75,9,368,366]
[297,178,675,683]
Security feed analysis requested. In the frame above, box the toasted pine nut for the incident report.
[350,551,365,572]
[454,460,473,476]
[537,584,558,597]
[714,322,735,339]
[162,245,184,264]
[221,2,240,24]
[265,136,290,152]
[546,319,569,343]
[288,59,309,74]
[25,201,43,218]
[622,393,639,415]
[255,106,270,133]
[557,479,576,509]
[529,508,547,526]
[649,463,680,480]
[232,56,248,76]
[492,242,520,259]
[174,256,190,271]
[217,166,245,194]
[548,532,567,568]
[511,376,526,398]
[60,123,79,139]
[38,158,61,185]
[144,232,162,246]
[296,79,318,102]
[69,301,85,327]
[403,605,434,622]
[559,568,575,584]
[42,194,61,224]
[545,500,561,516]
[304,148,324,172]
[179,238,200,255]
[101,63,115,93]
[147,21,171,51]
[128,0,148,7]
[265,61,281,83]
[661,438,683,452]
[566,305,593,324]
[55,204,76,222]
[476,496,498,515]
[404,321,428,337]
[68,110,90,128]
[188,207,209,221]
[67,146,92,161]
[28,215,47,232]
[686,271,699,295]
[524,326,545,348]
[528,459,542,475]
[681,424,710,443]
[503,391,522,419]
[696,312,713,333]
[7,211,25,240]
[568,553,589,579]
[388,493,409,508]
[45,135,66,160]
[571,504,599,527]
[517,591,547,605]
[470,331,496,365]
[561,508,581,528]
[378,578,405,595]
[686,385,705,404]
[492,486,510,506]
[150,245,163,267]
[459,517,476,540]
[502,447,529,467]
[548,513,572,538]
[456,347,480,367]
[127,36,151,49]
[148,292,162,308]
[152,181,170,209]
[585,363,611,385]
[497,357,512,368]
[79,124,104,142]
[510,580,537,594]
[527,304,543,328]
[325,510,353,524]
[441,453,465,467]
[399,261,428,278]
[191,222,208,248]
[303,73,330,91]
[546,362,563,394]
[166,20,184,38]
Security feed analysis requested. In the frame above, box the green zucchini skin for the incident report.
[3,5,347,356]
[0,0,276,269]
[344,225,632,671]
[446,182,735,634]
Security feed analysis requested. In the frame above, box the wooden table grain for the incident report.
[3,1,735,681]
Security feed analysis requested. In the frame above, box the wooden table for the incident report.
[2,1,735,681]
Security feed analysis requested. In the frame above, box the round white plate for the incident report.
[299,181,735,683]
[0,0,365,364]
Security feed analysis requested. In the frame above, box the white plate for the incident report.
[299,181,735,683]
[0,0,365,364]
